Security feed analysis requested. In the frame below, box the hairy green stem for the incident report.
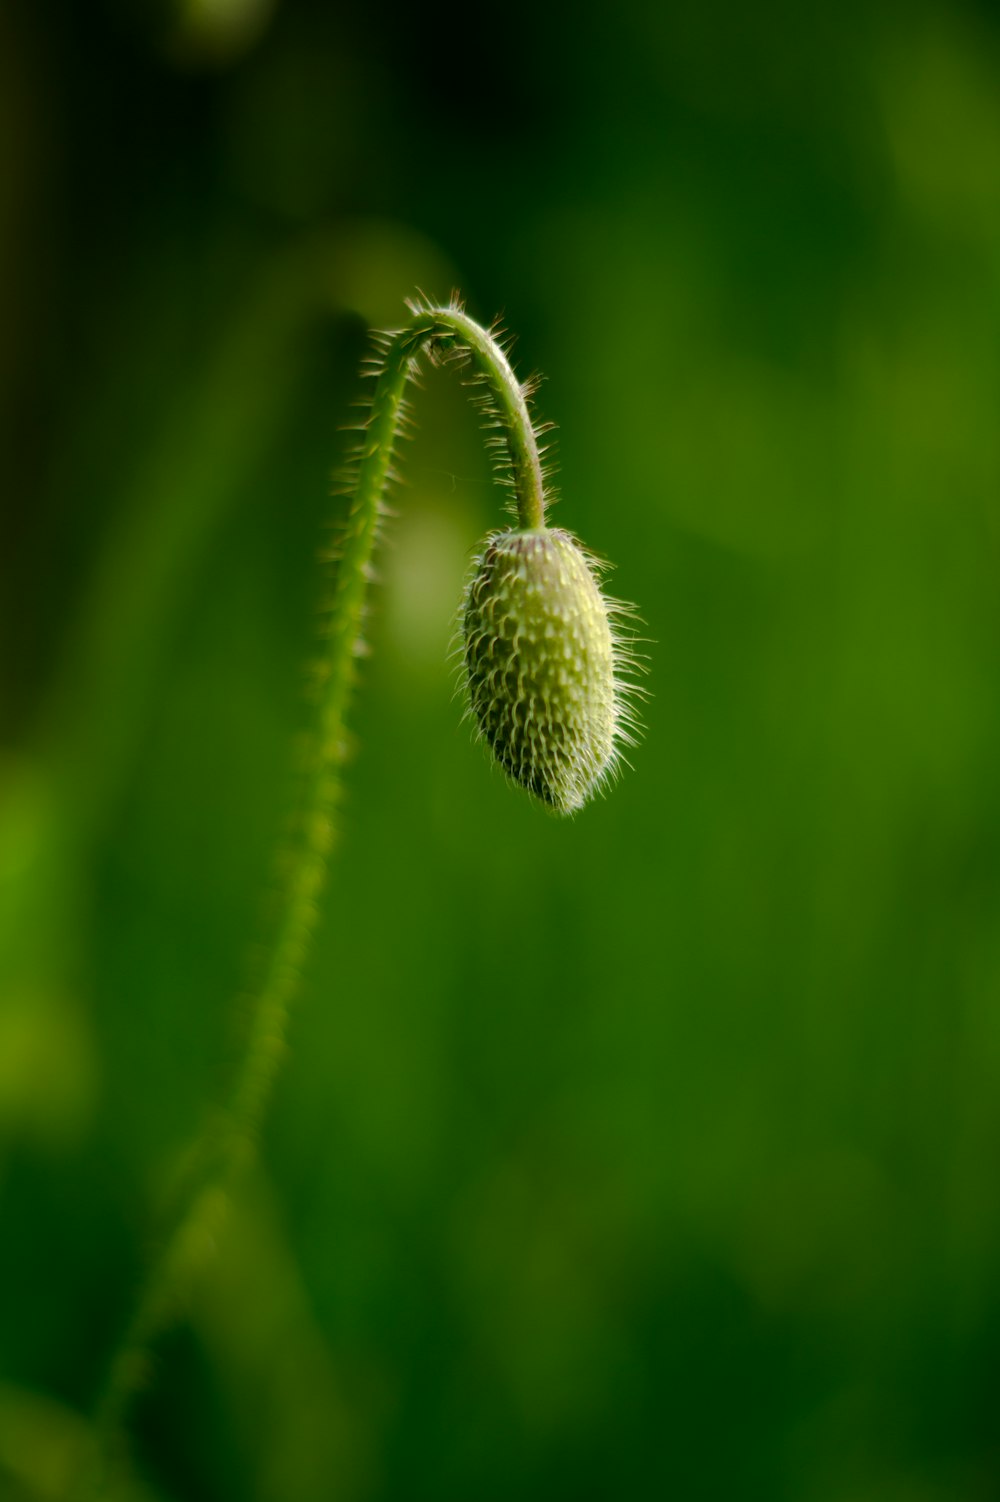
[88,300,547,1492]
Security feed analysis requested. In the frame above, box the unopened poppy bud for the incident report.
[462,527,628,814]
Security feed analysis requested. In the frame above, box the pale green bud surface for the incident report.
[462,528,619,814]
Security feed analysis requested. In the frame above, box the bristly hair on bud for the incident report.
[461,527,643,814]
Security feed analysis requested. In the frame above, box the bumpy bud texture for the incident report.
[462,528,625,814]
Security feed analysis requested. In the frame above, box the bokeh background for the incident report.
[3,0,1000,1497]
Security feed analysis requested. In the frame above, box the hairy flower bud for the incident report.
[462,527,627,814]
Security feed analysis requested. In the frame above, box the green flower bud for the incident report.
[462,527,631,814]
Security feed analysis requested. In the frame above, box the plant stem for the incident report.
[89,299,547,1491]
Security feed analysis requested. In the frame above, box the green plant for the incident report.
[87,294,640,1495]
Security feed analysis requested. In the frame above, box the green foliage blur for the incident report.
[3,0,1000,1497]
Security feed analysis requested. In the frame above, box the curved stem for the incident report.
[89,300,547,1491]
[406,305,546,531]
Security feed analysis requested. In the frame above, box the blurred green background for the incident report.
[3,0,1000,1497]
